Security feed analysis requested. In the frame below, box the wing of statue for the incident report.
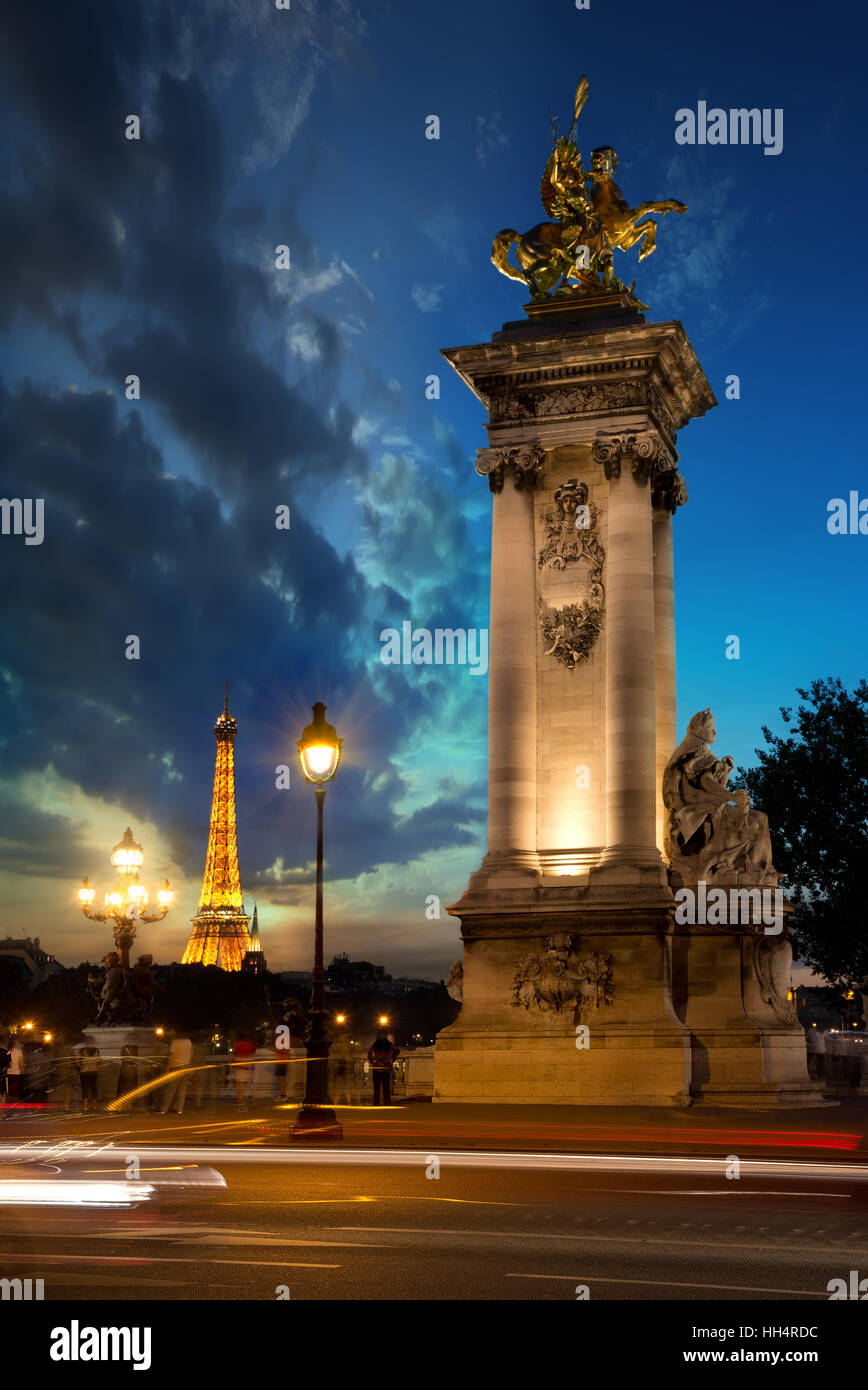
[540,136,584,219]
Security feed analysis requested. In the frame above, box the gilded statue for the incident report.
[492,76,686,305]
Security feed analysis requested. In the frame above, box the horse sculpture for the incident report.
[491,76,685,303]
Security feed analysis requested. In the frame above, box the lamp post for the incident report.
[293,702,343,1141]
[78,826,174,970]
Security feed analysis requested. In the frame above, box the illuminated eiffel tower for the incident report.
[182,685,251,971]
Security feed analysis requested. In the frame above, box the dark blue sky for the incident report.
[0,0,864,975]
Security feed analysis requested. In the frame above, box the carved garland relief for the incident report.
[537,476,605,669]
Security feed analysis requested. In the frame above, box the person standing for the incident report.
[6,1038,26,1105]
[367,1030,400,1106]
[189,1033,208,1109]
[0,1038,9,1098]
[805,1024,825,1081]
[159,1033,193,1115]
[232,1033,257,1106]
[76,1045,100,1111]
[53,1040,78,1111]
[330,1029,354,1106]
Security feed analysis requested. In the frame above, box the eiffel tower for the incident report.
[182,685,251,971]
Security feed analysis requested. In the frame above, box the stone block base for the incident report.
[434,1028,692,1106]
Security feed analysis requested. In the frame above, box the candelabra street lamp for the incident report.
[78,826,174,970]
[293,702,343,1141]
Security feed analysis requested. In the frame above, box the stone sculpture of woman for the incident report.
[662,708,776,885]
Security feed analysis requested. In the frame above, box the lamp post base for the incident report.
[290,1105,343,1142]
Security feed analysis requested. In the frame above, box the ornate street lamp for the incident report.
[293,703,343,1140]
[78,827,173,970]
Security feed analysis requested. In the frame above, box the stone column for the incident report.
[652,506,676,853]
[592,434,665,878]
[476,443,543,875]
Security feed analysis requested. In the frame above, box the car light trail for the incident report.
[1,1145,865,1182]
[0,1180,156,1206]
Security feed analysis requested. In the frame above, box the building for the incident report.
[182,686,251,970]
[0,937,62,990]
[325,953,391,993]
[241,904,267,975]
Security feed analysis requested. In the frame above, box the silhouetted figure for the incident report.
[367,1031,400,1106]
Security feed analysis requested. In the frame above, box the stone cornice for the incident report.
[442,319,716,438]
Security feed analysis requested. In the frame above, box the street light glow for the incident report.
[297,703,343,785]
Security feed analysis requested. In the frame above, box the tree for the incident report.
[734,678,868,986]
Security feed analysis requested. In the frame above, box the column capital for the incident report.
[651,469,688,513]
[591,430,677,482]
[476,440,545,493]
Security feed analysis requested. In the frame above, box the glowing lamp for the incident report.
[157,879,174,907]
[78,878,96,905]
[379,1015,388,1026]
[127,881,147,904]
[297,703,342,785]
[110,826,144,875]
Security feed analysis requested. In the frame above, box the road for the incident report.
[1,1103,866,1300]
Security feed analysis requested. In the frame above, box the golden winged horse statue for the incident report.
[491,77,686,303]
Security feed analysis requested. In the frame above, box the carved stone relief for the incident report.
[537,476,605,669]
[510,934,614,1023]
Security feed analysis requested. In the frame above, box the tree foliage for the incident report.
[734,678,868,985]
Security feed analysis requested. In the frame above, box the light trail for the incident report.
[0,1144,866,1181]
[0,1180,156,1206]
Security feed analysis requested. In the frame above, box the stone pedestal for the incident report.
[435,302,822,1107]
[82,1026,158,1106]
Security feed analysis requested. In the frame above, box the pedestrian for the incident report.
[6,1037,26,1105]
[159,1032,193,1115]
[26,1043,51,1105]
[76,1045,100,1111]
[805,1024,825,1081]
[52,1040,78,1111]
[0,1038,10,1112]
[367,1030,400,1106]
[273,1026,291,1101]
[232,1033,256,1106]
[330,1029,354,1106]
[190,1033,208,1109]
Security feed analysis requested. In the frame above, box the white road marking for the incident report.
[0,1251,340,1269]
[327,1224,868,1255]
[505,1273,826,1296]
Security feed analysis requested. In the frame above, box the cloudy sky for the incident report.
[0,0,863,976]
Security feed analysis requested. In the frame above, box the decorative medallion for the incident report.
[510,934,614,1024]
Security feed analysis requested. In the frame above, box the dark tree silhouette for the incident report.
[734,678,868,986]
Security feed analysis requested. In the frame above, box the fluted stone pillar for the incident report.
[652,504,677,854]
[592,435,666,879]
[475,443,543,875]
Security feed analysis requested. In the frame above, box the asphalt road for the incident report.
[1,1150,867,1301]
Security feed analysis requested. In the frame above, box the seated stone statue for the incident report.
[663,708,776,886]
